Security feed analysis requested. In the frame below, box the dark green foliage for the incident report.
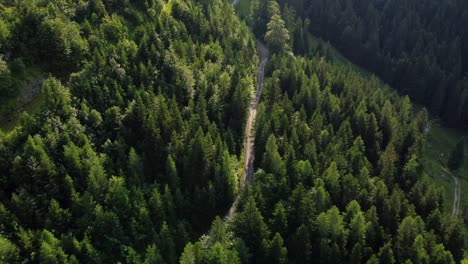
[0,0,257,262]
[0,236,20,264]
[264,13,290,53]
[179,216,242,264]
[448,139,465,171]
[0,18,10,46]
[273,0,468,128]
[0,58,19,98]
[232,196,270,259]
[38,17,88,73]
[0,0,464,263]
[239,47,462,262]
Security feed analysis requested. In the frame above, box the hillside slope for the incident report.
[180,0,464,263]
[0,0,258,262]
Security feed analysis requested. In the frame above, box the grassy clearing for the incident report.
[0,65,44,132]
[0,93,45,131]
[424,123,468,251]
[425,124,468,214]
[305,33,371,76]
[423,166,454,212]
[427,125,468,178]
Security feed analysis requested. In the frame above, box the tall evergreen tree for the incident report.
[265,13,290,53]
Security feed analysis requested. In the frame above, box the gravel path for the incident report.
[227,42,269,217]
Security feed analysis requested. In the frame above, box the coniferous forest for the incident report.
[0,0,466,263]
[273,0,468,127]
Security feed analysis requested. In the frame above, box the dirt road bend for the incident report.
[227,42,269,218]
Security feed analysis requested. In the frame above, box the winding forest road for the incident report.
[226,40,269,217]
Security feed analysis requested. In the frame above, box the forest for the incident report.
[0,0,466,263]
[271,0,468,128]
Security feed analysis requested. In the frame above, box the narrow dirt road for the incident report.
[442,167,461,217]
[227,42,269,218]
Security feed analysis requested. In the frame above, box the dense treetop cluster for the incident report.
[181,2,464,263]
[0,0,465,263]
[221,52,463,263]
[0,0,257,262]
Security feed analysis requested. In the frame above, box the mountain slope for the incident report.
[0,0,465,263]
[0,0,258,262]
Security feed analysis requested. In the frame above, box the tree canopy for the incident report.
[0,0,464,263]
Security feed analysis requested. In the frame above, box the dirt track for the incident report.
[442,167,461,217]
[227,42,269,217]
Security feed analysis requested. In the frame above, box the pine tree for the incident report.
[232,196,270,257]
[316,207,348,263]
[269,201,288,235]
[264,233,288,264]
[160,222,176,264]
[290,224,312,263]
[261,134,286,177]
[0,236,20,264]
[378,243,396,264]
[265,13,290,53]
[128,148,144,186]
